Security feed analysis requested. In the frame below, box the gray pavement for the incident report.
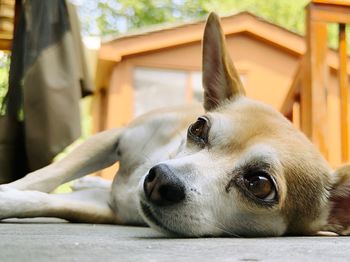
[0,218,349,262]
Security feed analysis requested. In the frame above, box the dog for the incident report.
[0,12,350,237]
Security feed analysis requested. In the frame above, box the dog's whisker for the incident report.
[201,218,241,238]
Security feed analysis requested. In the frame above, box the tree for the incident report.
[77,0,309,36]
[0,52,10,114]
[77,0,350,51]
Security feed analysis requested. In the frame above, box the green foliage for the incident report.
[79,0,350,52]
[79,0,309,36]
[0,52,10,115]
[197,0,309,34]
[82,0,208,35]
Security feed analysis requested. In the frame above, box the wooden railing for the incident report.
[0,0,21,51]
[281,0,350,165]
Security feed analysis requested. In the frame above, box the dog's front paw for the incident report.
[0,185,13,192]
[0,188,29,220]
[0,189,50,221]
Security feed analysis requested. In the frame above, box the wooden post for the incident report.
[186,72,193,102]
[301,4,329,158]
[292,102,301,129]
[338,23,349,161]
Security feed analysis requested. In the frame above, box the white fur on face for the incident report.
[137,145,287,237]
[110,115,191,226]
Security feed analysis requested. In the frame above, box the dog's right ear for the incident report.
[202,12,245,112]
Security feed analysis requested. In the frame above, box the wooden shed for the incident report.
[94,9,350,178]
[94,11,344,132]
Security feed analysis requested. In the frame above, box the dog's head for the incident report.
[138,13,350,237]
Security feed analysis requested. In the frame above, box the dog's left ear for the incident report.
[323,165,350,235]
[202,12,245,111]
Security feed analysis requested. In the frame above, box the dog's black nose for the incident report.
[143,164,185,206]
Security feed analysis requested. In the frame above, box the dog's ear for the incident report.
[323,165,350,235]
[202,12,245,111]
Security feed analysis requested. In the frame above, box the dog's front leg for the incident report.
[0,187,120,224]
[4,128,123,193]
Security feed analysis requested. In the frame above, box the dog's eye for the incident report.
[187,117,210,146]
[244,173,276,201]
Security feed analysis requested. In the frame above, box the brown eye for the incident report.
[187,117,210,146]
[244,173,276,201]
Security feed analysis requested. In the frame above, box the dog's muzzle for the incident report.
[143,164,185,206]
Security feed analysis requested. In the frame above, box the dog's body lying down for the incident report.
[1,13,350,237]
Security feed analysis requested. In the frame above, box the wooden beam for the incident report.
[0,0,16,4]
[0,40,11,50]
[301,6,329,158]
[339,23,349,162]
[293,102,301,129]
[99,13,306,62]
[280,57,304,116]
[310,3,350,24]
[312,0,350,7]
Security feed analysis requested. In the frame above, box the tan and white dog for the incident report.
[1,13,350,237]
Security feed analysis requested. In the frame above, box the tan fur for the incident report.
[210,99,332,235]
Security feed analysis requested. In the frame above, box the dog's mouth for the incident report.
[140,201,181,236]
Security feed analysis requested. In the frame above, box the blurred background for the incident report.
[1,0,350,181]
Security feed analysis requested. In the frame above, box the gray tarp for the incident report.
[1,0,92,181]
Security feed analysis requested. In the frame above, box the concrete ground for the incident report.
[0,219,349,262]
